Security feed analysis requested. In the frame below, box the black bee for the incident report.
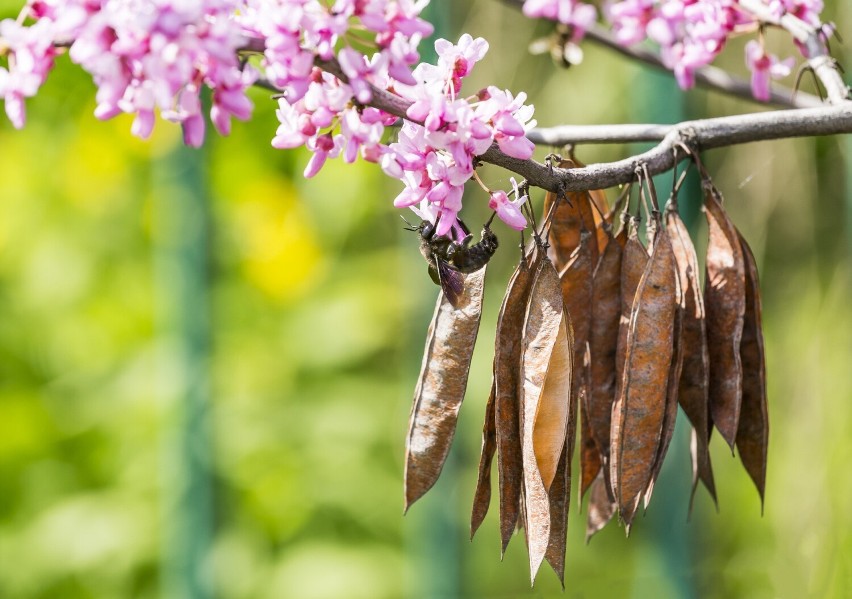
[405,217,499,308]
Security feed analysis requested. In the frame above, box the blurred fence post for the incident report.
[154,141,215,599]
[629,68,698,599]
[403,5,462,598]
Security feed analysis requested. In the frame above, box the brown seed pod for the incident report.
[587,226,624,460]
[470,379,497,539]
[404,267,487,511]
[611,231,678,529]
[736,233,769,509]
[609,218,649,500]
[569,153,611,253]
[704,186,746,449]
[643,246,683,509]
[543,159,600,269]
[579,384,602,501]
[586,470,616,543]
[494,250,540,554]
[544,436,570,587]
[665,204,717,507]
[521,257,573,582]
[559,228,595,491]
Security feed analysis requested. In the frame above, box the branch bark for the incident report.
[495,104,852,192]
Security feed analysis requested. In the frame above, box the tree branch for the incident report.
[494,104,852,192]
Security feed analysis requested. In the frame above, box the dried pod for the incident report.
[521,257,573,581]
[471,379,497,539]
[614,217,649,400]
[665,204,717,506]
[559,228,595,486]
[579,386,602,500]
[544,437,570,587]
[704,187,746,449]
[643,249,683,509]
[609,218,649,500]
[586,471,616,543]
[404,268,487,510]
[611,231,678,529]
[587,226,624,460]
[736,233,769,509]
[543,159,600,269]
[495,251,540,554]
[569,153,610,253]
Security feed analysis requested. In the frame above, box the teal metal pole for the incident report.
[405,4,462,597]
[155,140,215,599]
[629,68,698,599]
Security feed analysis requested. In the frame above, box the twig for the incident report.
[483,104,852,192]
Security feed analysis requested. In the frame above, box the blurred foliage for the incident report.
[0,1,850,598]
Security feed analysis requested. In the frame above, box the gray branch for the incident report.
[492,104,852,192]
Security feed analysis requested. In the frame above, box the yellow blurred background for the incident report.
[0,1,849,598]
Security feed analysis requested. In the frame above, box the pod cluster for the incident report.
[403,158,768,586]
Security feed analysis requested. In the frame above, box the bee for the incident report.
[404,217,499,308]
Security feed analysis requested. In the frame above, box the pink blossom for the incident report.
[489,189,527,231]
[745,40,794,102]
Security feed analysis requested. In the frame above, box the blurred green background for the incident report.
[0,1,850,598]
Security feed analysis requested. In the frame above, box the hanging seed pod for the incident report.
[736,233,769,509]
[609,217,648,500]
[665,203,717,507]
[559,228,595,484]
[544,435,570,587]
[404,268,487,510]
[611,230,678,529]
[587,226,624,464]
[543,159,600,269]
[520,256,574,582]
[494,250,541,554]
[703,186,746,450]
[643,254,683,509]
[471,379,497,539]
[579,384,602,500]
[568,152,611,253]
[586,471,616,543]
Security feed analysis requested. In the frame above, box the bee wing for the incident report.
[436,258,465,308]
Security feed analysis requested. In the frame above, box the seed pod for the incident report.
[544,436,570,587]
[521,257,573,582]
[559,228,595,487]
[495,250,540,553]
[579,385,602,500]
[665,204,717,506]
[543,159,600,269]
[736,233,769,509]
[609,218,649,500]
[586,470,616,543]
[643,248,683,509]
[404,268,486,510]
[611,231,678,529]
[704,187,746,449]
[471,379,497,539]
[569,153,611,253]
[587,226,624,459]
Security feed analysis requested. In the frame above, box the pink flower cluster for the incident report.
[2,0,254,145]
[382,35,536,235]
[522,0,597,37]
[602,0,809,94]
